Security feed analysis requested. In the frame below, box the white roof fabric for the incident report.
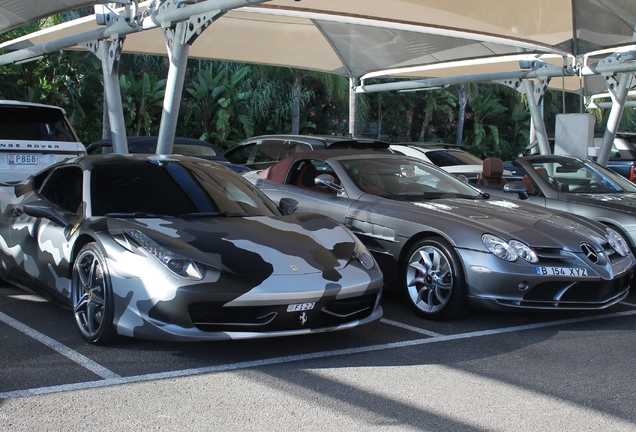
[1,1,635,95]
[0,0,96,33]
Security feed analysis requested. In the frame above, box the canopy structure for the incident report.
[1,0,636,161]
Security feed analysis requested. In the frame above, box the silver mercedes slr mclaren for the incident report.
[244,150,636,320]
[0,154,382,344]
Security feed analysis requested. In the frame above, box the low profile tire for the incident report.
[72,242,117,345]
[402,237,469,320]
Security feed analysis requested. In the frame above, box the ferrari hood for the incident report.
[403,197,608,248]
[110,214,356,276]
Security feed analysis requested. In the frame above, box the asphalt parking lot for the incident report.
[2,281,636,431]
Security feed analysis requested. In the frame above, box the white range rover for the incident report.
[0,100,86,183]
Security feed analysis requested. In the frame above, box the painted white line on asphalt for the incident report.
[619,301,636,308]
[0,311,121,381]
[380,318,443,337]
[3,309,636,400]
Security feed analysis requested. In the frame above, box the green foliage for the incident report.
[118,71,166,136]
[182,62,253,148]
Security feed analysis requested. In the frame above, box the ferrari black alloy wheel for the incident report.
[403,237,468,320]
[72,242,117,345]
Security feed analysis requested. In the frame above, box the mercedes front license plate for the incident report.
[536,266,588,277]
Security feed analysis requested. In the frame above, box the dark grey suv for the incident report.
[224,134,391,170]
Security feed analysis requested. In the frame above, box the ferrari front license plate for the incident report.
[287,302,315,312]
[7,154,38,165]
[536,266,588,277]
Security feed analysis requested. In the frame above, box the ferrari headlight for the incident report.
[509,240,539,263]
[351,238,375,270]
[482,234,518,262]
[606,228,630,257]
[125,230,203,280]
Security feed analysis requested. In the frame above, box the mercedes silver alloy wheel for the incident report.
[404,237,468,320]
[72,243,116,345]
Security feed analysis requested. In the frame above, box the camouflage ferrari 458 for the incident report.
[0,154,382,344]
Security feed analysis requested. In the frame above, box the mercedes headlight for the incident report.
[125,230,203,280]
[606,228,630,257]
[482,234,517,262]
[509,240,539,263]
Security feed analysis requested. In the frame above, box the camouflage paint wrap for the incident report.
[0,154,382,341]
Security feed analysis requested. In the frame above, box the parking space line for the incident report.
[3,309,635,400]
[0,311,121,381]
[380,318,443,337]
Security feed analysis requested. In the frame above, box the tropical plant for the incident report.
[118,71,166,136]
[182,62,253,147]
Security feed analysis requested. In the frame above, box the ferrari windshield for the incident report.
[340,157,482,199]
[91,159,279,217]
[529,157,636,194]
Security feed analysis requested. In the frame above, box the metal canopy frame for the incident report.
[354,50,636,161]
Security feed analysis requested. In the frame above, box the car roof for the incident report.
[87,136,223,154]
[392,142,463,149]
[0,99,68,114]
[237,134,390,147]
[65,153,228,171]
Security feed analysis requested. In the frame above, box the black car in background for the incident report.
[87,136,250,173]
[224,134,391,170]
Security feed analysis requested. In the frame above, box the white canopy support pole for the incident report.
[495,77,551,155]
[597,72,635,166]
[156,22,189,155]
[349,76,358,137]
[156,6,225,155]
[83,38,129,153]
[524,80,551,155]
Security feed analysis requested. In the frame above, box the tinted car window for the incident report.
[39,166,83,213]
[225,143,255,164]
[425,150,483,166]
[283,140,312,158]
[253,140,285,163]
[90,159,278,217]
[0,106,77,142]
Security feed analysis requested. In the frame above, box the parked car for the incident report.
[0,100,86,183]
[390,143,485,175]
[0,154,382,344]
[519,132,636,180]
[87,136,250,173]
[244,150,635,320]
[478,154,636,253]
[224,134,391,170]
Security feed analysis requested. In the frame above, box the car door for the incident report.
[9,165,83,302]
[259,157,356,223]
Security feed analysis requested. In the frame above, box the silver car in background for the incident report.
[486,154,636,253]
[245,150,636,320]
